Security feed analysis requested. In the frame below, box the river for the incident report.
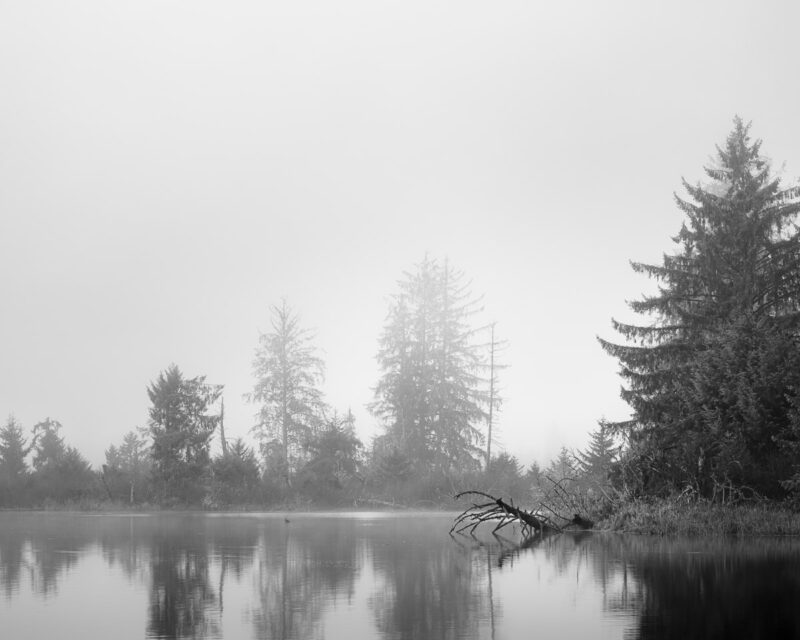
[0,511,798,639]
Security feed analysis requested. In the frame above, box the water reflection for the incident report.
[249,527,340,640]
[1,513,800,639]
[369,518,489,640]
[616,537,800,639]
[148,533,218,638]
[0,513,93,597]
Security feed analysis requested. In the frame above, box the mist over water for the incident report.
[1,512,798,639]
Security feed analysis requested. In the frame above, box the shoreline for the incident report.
[3,497,800,537]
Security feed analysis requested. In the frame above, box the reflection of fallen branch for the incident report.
[451,490,594,538]
[496,532,546,567]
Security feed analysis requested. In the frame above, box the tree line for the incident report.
[2,117,800,510]
[1,256,542,508]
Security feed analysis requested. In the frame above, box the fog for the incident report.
[2,0,800,468]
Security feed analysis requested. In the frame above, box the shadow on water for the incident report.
[2,512,800,639]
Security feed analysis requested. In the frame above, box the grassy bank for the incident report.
[598,497,800,536]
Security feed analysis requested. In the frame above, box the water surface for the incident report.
[1,511,798,639]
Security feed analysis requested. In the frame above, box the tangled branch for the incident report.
[450,491,563,537]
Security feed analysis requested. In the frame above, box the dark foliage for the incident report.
[148,365,221,505]
[600,118,800,497]
[209,438,262,505]
[296,412,363,504]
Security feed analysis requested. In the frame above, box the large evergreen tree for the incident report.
[248,300,326,484]
[372,257,496,473]
[148,365,221,503]
[600,118,800,496]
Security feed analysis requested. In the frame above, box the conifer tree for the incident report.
[372,257,496,473]
[600,118,800,495]
[248,300,326,484]
[575,422,617,483]
[210,438,261,504]
[0,416,31,505]
[31,418,66,471]
[148,365,221,503]
[29,418,94,502]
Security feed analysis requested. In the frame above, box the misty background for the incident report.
[2,0,800,469]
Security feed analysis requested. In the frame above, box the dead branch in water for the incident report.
[450,491,562,537]
[451,490,594,538]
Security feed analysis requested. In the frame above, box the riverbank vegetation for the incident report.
[2,119,800,535]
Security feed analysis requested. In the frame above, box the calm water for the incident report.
[1,512,799,639]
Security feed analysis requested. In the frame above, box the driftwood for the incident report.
[451,490,594,538]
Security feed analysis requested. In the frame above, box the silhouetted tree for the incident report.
[600,118,800,496]
[248,300,326,485]
[575,422,618,484]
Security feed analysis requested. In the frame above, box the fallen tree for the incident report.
[450,489,595,538]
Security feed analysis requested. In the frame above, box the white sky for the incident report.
[2,1,800,470]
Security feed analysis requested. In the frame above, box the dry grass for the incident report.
[599,497,800,536]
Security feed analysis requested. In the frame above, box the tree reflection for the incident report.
[250,518,361,640]
[147,538,217,639]
[0,521,27,597]
[622,538,800,639]
[522,533,800,639]
[144,515,260,639]
[0,513,90,597]
[369,519,489,640]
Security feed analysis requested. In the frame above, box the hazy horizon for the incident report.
[3,0,800,469]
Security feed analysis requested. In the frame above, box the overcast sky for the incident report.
[2,1,800,469]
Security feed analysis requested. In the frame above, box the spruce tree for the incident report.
[600,118,800,496]
[575,422,617,483]
[372,257,495,473]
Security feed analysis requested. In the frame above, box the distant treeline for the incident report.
[2,257,563,509]
[3,117,800,512]
[0,397,615,509]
